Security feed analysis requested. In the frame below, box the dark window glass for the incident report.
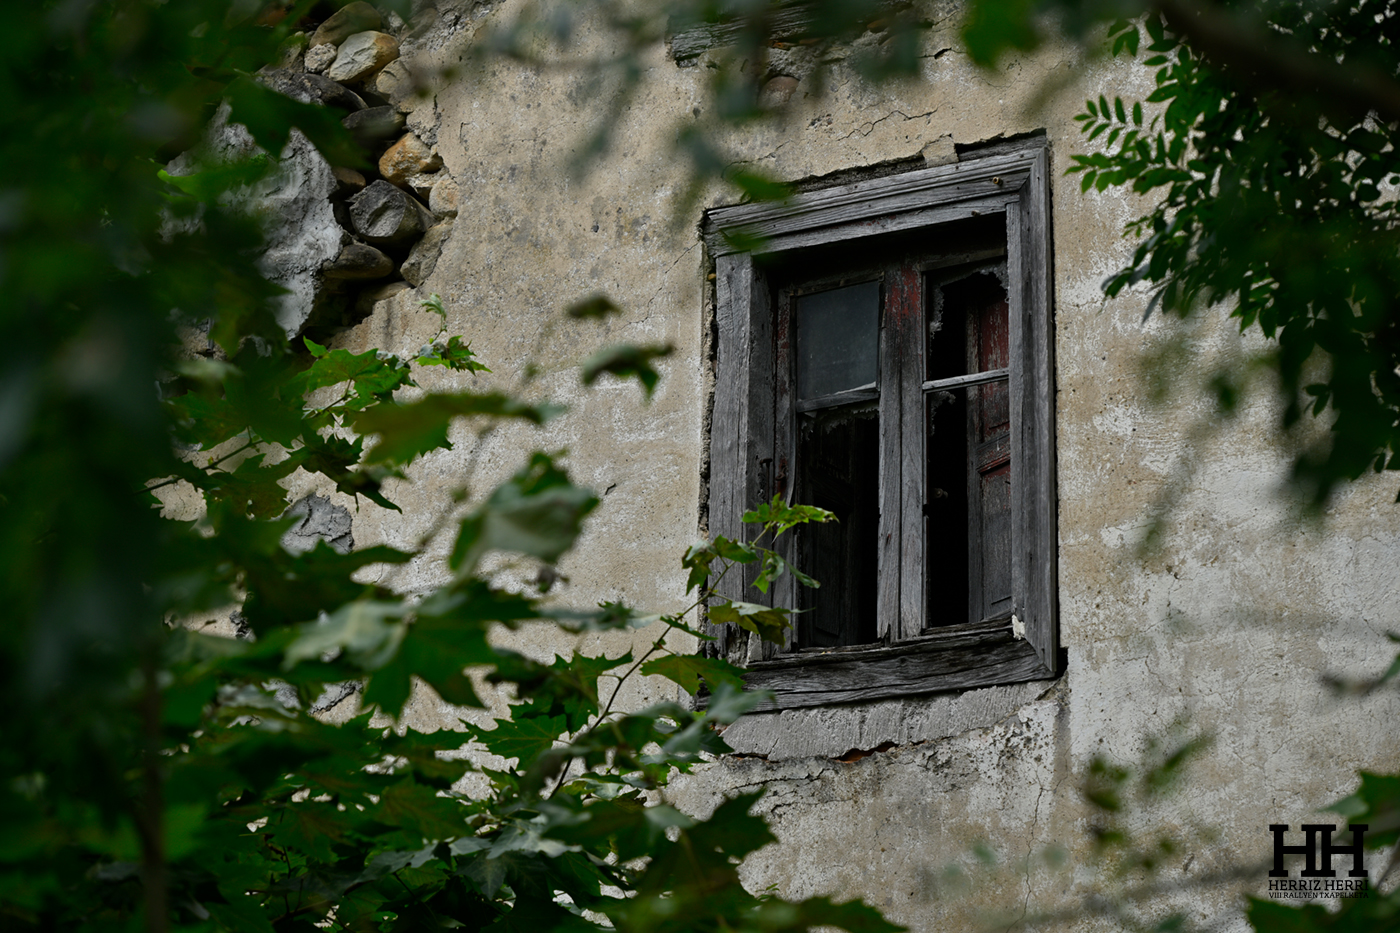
[797,406,879,647]
[926,266,1012,627]
[794,281,879,401]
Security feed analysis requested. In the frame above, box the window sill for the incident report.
[738,618,1055,711]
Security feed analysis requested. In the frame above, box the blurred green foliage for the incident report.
[11,0,1400,930]
[0,2,904,931]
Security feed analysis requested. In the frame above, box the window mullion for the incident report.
[772,287,798,654]
[875,273,903,643]
[891,265,925,643]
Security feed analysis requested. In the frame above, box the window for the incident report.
[704,137,1059,709]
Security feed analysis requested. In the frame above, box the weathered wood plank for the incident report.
[753,616,1010,666]
[922,368,1008,393]
[709,255,778,661]
[1025,145,1059,674]
[744,199,1020,258]
[708,255,751,658]
[876,270,902,643]
[890,265,925,641]
[707,153,1034,232]
[704,149,1045,256]
[794,384,879,413]
[743,266,775,662]
[1005,200,1030,661]
[738,626,1051,711]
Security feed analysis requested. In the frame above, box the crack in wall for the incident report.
[837,109,937,141]
[631,240,700,326]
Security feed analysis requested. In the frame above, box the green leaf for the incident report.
[167,392,247,451]
[373,778,471,842]
[580,343,675,400]
[471,715,567,765]
[482,897,602,933]
[158,155,274,203]
[418,334,491,373]
[283,600,406,671]
[727,168,793,203]
[682,540,720,593]
[566,294,623,319]
[753,550,818,594]
[961,0,1040,66]
[742,494,835,535]
[640,655,746,695]
[708,600,792,644]
[549,798,695,862]
[421,293,448,320]
[1244,897,1333,933]
[352,393,560,465]
[1326,771,1400,847]
[703,681,767,723]
[364,612,496,716]
[355,842,444,885]
[290,344,412,399]
[487,648,629,738]
[452,452,599,571]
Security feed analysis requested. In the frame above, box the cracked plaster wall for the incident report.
[275,1,1400,929]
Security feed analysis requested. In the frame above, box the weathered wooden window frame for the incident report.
[703,137,1059,711]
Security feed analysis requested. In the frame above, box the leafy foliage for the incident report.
[964,2,1400,931]
[971,0,1400,505]
[0,2,897,932]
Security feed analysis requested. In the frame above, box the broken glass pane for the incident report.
[795,281,879,401]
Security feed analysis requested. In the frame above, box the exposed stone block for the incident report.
[330,165,366,195]
[342,105,405,146]
[404,171,440,200]
[310,1,382,47]
[355,280,412,315]
[259,70,366,112]
[428,174,459,217]
[326,31,400,84]
[378,132,441,186]
[401,220,452,287]
[323,241,393,280]
[304,42,337,74]
[371,60,423,113]
[349,180,434,246]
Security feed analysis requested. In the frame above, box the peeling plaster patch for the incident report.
[281,494,355,555]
